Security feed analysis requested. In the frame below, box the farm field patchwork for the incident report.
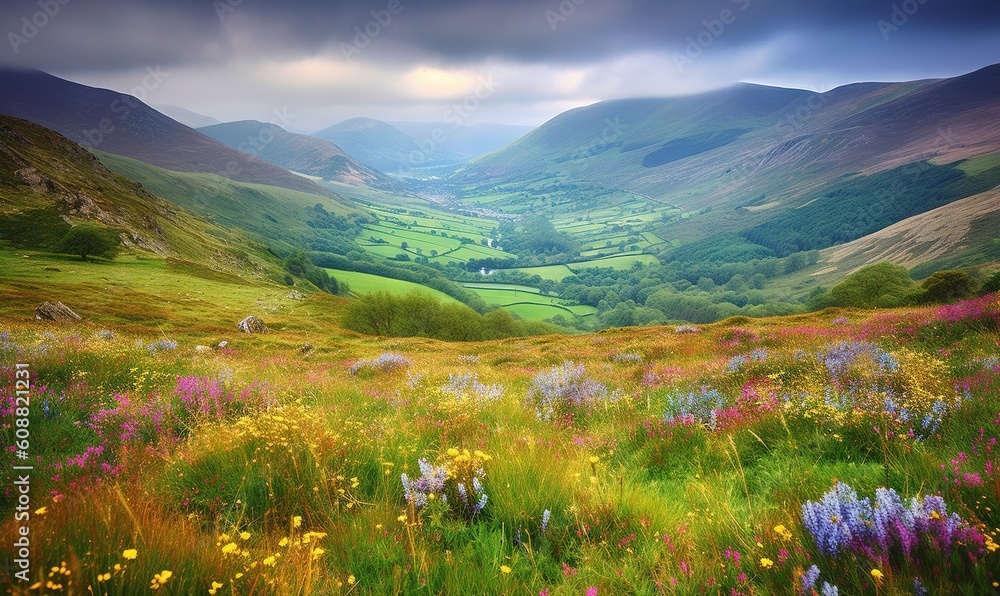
[462,283,597,321]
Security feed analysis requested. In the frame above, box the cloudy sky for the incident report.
[1,0,998,131]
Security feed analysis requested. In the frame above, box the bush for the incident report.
[825,263,920,309]
[921,269,978,303]
[341,291,546,342]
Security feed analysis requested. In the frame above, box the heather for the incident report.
[2,296,1000,594]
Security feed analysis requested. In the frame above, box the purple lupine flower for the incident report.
[541,509,551,532]
[802,565,821,593]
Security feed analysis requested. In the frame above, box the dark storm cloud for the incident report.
[2,0,998,71]
[1,0,997,128]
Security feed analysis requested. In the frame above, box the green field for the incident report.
[572,253,660,270]
[956,151,1000,176]
[510,264,577,281]
[462,283,596,321]
[325,268,462,304]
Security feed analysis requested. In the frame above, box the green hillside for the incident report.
[96,151,368,256]
[0,116,281,279]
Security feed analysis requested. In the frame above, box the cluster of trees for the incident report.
[745,161,1000,256]
[283,250,340,294]
[496,216,578,264]
[341,291,559,341]
[809,263,992,310]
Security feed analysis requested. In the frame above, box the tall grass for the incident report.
[3,296,1000,593]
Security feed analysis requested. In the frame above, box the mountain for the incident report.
[388,121,534,165]
[458,65,1000,217]
[312,117,424,173]
[0,114,276,274]
[198,120,393,188]
[311,118,534,173]
[152,104,221,129]
[0,68,334,197]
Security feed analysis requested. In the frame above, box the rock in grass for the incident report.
[35,301,81,323]
[237,316,269,334]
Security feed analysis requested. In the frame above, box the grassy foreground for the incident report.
[2,272,1000,593]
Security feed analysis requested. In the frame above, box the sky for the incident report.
[1,0,998,132]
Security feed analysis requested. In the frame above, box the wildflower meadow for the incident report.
[3,295,1000,594]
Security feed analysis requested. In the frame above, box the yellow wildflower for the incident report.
[871,569,884,582]
[279,537,289,547]
[588,456,599,463]
[221,542,238,555]
[500,565,512,574]
[759,558,774,569]
[263,556,276,567]
[293,516,302,528]
[447,448,460,457]
[240,531,251,540]
[311,547,325,559]
[34,507,47,515]
[122,549,138,560]
[773,524,792,541]
[348,574,356,585]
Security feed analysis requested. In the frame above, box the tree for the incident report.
[827,263,918,309]
[980,270,1000,296]
[921,270,977,303]
[56,224,120,261]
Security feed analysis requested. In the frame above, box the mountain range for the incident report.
[199,120,393,189]
[1,64,998,315]
[0,68,332,197]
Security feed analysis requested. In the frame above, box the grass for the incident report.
[324,268,462,304]
[510,264,577,282]
[0,247,336,333]
[571,254,660,271]
[957,151,1000,176]
[3,239,1000,594]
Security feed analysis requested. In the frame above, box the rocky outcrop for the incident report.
[35,301,81,323]
[237,316,269,334]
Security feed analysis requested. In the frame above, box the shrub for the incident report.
[921,269,978,303]
[825,263,920,309]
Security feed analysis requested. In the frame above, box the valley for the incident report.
[2,55,1000,595]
